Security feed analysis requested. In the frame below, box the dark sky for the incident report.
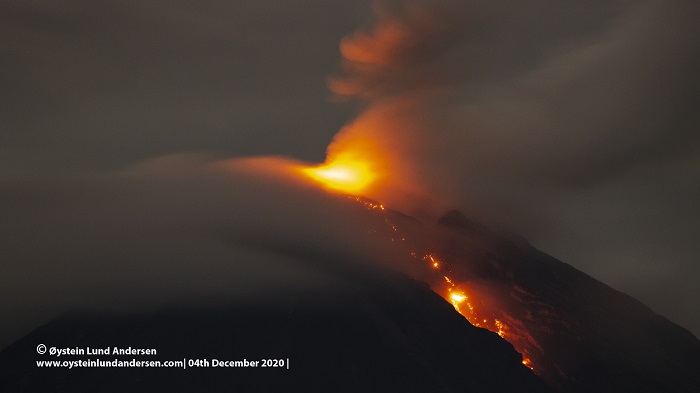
[1,0,699,340]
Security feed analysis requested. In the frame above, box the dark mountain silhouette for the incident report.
[0,267,548,393]
[1,202,699,392]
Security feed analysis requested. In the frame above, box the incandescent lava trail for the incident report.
[297,155,536,371]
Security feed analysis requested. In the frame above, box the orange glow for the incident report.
[301,153,376,194]
[341,185,538,373]
[450,292,466,302]
[441,277,535,370]
[425,255,440,269]
[351,196,385,211]
[494,319,507,338]
[339,23,407,66]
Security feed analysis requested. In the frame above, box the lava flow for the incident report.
[298,157,536,371]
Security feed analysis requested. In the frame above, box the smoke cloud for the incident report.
[323,0,700,333]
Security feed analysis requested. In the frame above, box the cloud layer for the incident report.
[0,155,405,348]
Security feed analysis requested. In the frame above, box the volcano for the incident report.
[0,269,549,393]
[345,197,700,392]
[1,200,699,392]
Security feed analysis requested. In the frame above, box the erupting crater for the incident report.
[298,155,537,371]
[300,152,376,194]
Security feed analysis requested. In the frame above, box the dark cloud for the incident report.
[325,0,700,334]
[0,1,370,173]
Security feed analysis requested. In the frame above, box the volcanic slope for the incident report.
[2,198,699,392]
[374,203,700,393]
[0,264,549,393]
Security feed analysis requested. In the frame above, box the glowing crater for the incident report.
[301,154,376,194]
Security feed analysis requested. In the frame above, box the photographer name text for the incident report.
[45,346,156,357]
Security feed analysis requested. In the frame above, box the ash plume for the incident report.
[322,0,700,334]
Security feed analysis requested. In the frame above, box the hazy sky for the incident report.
[1,0,699,338]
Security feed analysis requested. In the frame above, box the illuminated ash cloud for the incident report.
[322,0,700,212]
[316,0,700,335]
